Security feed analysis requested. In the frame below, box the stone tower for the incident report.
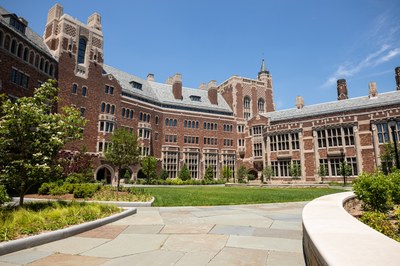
[395,66,400,91]
[43,3,104,78]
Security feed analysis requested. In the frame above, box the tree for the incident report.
[178,164,191,181]
[318,165,328,183]
[237,165,248,183]
[159,169,169,180]
[0,80,86,205]
[105,128,139,191]
[57,146,96,180]
[222,166,233,182]
[204,166,214,181]
[290,163,302,179]
[140,156,157,184]
[339,161,353,186]
[381,143,395,174]
[263,166,274,183]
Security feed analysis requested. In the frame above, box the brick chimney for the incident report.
[368,82,378,98]
[395,67,400,91]
[296,96,304,109]
[337,79,348,100]
[172,73,182,100]
[207,80,218,105]
[147,73,154,81]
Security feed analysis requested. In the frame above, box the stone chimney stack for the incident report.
[368,82,378,98]
[395,67,400,91]
[207,80,218,105]
[296,96,304,109]
[337,79,348,100]
[166,77,173,85]
[147,73,154,81]
[87,12,102,31]
[172,73,182,100]
[46,3,63,24]
[199,83,207,90]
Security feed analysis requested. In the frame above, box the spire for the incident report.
[258,58,270,79]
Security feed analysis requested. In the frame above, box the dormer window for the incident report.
[189,95,201,102]
[10,17,26,34]
[130,81,142,90]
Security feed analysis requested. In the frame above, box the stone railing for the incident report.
[302,192,400,266]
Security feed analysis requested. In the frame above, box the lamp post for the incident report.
[340,148,346,187]
[388,119,400,170]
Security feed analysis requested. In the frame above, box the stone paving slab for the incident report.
[161,234,228,253]
[208,247,268,265]
[121,224,164,234]
[34,237,109,255]
[202,213,274,228]
[209,224,255,236]
[174,251,217,266]
[28,253,108,266]
[227,235,303,253]
[253,228,303,240]
[160,224,214,234]
[81,234,169,258]
[266,250,305,266]
[102,250,183,266]
[0,249,53,265]
[77,225,128,239]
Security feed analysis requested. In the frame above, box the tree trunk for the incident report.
[19,195,24,206]
[117,166,121,192]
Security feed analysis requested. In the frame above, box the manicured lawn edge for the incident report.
[0,207,137,256]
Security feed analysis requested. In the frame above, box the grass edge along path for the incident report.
[143,186,344,207]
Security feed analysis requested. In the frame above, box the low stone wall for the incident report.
[302,192,400,266]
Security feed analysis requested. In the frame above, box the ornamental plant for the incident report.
[0,80,86,206]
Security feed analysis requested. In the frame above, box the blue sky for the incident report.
[2,0,400,110]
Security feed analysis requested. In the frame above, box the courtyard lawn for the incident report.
[142,186,344,207]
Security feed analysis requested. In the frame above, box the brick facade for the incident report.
[2,4,400,184]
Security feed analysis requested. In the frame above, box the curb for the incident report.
[13,197,155,207]
[0,207,137,256]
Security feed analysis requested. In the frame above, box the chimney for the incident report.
[147,73,154,81]
[337,79,348,100]
[199,83,207,90]
[296,96,304,109]
[166,77,173,85]
[396,66,400,91]
[172,73,182,100]
[87,12,102,31]
[368,82,378,98]
[207,80,218,105]
[47,3,63,24]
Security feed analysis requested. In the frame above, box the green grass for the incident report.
[142,186,345,207]
[0,201,121,242]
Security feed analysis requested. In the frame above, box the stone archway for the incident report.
[248,168,258,180]
[137,169,146,180]
[95,165,114,184]
[120,167,133,183]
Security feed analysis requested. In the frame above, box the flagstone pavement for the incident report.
[0,202,307,265]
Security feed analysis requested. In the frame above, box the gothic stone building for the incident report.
[1,3,400,183]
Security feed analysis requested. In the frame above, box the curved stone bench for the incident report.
[302,192,400,266]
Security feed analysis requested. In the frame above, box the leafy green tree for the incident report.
[263,166,274,183]
[140,156,157,184]
[0,80,86,205]
[380,143,395,174]
[204,166,214,181]
[178,164,191,181]
[159,169,169,180]
[339,161,353,186]
[222,166,233,182]
[318,165,328,183]
[237,165,248,183]
[105,128,140,191]
[290,163,302,179]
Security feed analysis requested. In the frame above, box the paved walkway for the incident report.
[0,202,306,265]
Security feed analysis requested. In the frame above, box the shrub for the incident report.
[178,164,191,181]
[159,169,169,180]
[73,183,101,199]
[38,182,58,195]
[360,211,397,239]
[0,185,10,204]
[389,171,400,204]
[353,172,393,212]
[49,185,69,196]
[247,174,256,181]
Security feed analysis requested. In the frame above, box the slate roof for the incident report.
[102,64,233,115]
[263,90,400,122]
[0,6,55,59]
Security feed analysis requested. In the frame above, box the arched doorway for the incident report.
[248,169,258,180]
[120,167,133,183]
[95,165,113,184]
[137,169,146,180]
